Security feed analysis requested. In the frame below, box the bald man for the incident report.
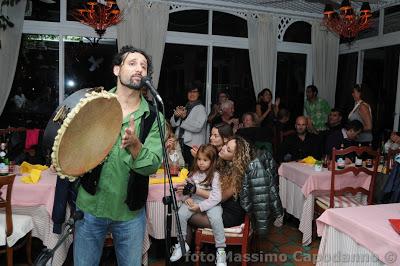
[279,116,322,162]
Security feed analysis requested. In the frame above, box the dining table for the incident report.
[3,166,185,265]
[147,170,184,239]
[4,168,71,266]
[278,162,371,245]
[316,203,400,265]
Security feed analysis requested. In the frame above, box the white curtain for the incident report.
[0,0,27,115]
[247,13,277,97]
[311,21,339,108]
[116,0,169,88]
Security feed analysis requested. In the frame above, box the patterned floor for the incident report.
[149,217,320,266]
[1,215,319,265]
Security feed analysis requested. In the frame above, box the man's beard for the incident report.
[121,78,144,91]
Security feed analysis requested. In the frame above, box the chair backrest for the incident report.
[386,148,400,171]
[280,129,296,143]
[0,174,16,237]
[329,146,379,208]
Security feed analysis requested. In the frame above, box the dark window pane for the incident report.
[283,21,311,44]
[67,0,121,23]
[0,34,59,128]
[335,53,358,115]
[158,44,207,119]
[384,5,400,34]
[362,46,400,139]
[168,10,208,34]
[25,0,60,22]
[64,36,118,97]
[212,11,247,37]
[212,47,255,117]
[275,52,307,120]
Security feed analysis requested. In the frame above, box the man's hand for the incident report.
[121,115,140,149]
[121,115,142,158]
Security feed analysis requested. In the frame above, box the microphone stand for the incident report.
[147,89,185,266]
[34,223,75,266]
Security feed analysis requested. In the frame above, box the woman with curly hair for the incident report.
[183,136,283,242]
[180,136,251,233]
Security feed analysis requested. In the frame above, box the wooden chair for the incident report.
[315,146,379,215]
[0,174,33,266]
[194,213,253,266]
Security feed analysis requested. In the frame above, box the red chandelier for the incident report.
[73,1,122,38]
[323,0,372,41]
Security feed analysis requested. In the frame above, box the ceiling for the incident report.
[170,0,400,18]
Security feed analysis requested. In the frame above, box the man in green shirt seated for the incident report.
[74,46,164,266]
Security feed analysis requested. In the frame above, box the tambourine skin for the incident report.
[43,88,122,180]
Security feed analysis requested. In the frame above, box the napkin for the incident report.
[299,156,317,165]
[20,161,48,184]
[149,168,189,185]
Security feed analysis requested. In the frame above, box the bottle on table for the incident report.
[355,143,363,167]
[336,144,345,170]
[365,143,373,168]
[0,142,9,176]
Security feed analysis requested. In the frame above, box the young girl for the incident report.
[170,144,226,266]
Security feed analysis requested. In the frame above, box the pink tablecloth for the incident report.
[147,183,184,202]
[278,162,371,197]
[317,203,400,264]
[4,169,57,215]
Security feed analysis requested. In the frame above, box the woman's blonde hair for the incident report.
[218,136,252,196]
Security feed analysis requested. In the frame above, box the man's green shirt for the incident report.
[76,88,164,221]
[304,97,330,131]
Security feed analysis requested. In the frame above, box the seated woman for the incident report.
[384,131,400,153]
[183,136,283,240]
[165,121,185,168]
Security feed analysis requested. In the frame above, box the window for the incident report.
[212,47,255,116]
[363,46,400,136]
[158,44,207,119]
[0,34,59,128]
[25,0,60,22]
[275,52,307,120]
[212,11,247,37]
[335,53,358,113]
[384,5,400,34]
[283,21,311,44]
[64,36,118,97]
[168,10,209,34]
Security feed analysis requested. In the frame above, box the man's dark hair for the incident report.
[331,108,343,117]
[345,120,363,132]
[306,85,318,95]
[112,46,153,77]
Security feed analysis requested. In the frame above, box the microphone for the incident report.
[141,76,164,105]
[66,210,84,227]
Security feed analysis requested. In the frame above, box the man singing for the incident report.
[74,46,163,265]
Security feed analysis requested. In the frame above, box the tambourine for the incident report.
[43,87,122,181]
